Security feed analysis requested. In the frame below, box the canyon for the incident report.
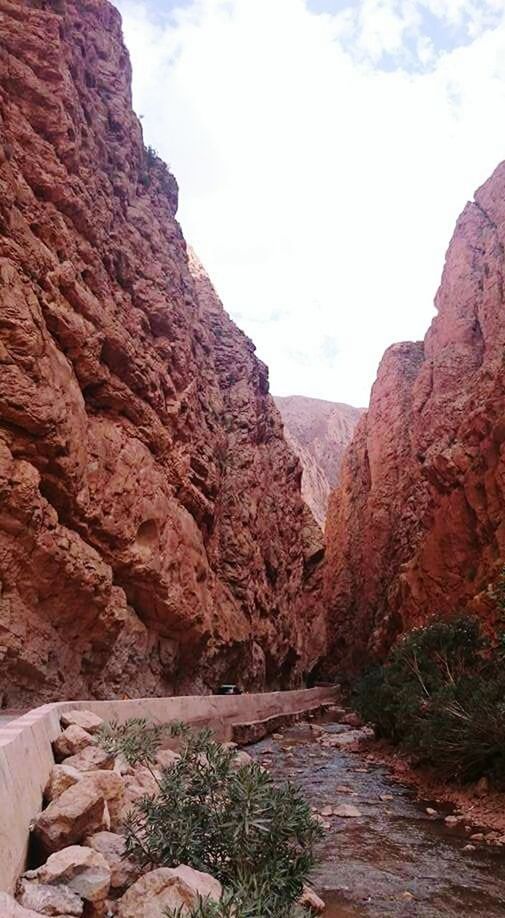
[325,160,505,671]
[274,396,363,527]
[3,0,505,707]
[0,0,325,707]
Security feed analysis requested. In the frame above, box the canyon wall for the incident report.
[0,0,325,706]
[325,161,505,671]
[274,395,363,526]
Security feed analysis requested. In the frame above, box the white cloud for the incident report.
[116,0,505,407]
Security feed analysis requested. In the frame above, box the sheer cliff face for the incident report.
[274,396,363,527]
[325,162,505,671]
[0,0,325,706]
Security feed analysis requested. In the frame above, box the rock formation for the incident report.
[325,160,505,672]
[0,0,324,706]
[274,396,363,527]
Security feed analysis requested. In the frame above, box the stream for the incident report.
[249,718,505,917]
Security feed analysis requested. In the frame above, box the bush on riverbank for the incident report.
[104,723,321,917]
[354,616,505,784]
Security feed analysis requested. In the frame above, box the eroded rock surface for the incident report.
[84,832,139,894]
[30,846,111,902]
[44,764,83,803]
[0,0,324,706]
[16,879,83,916]
[33,780,109,852]
[116,866,221,918]
[275,396,363,526]
[0,893,46,918]
[53,727,97,761]
[325,161,505,671]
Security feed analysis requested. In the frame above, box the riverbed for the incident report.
[250,720,505,917]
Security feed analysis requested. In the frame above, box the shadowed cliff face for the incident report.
[325,162,505,672]
[274,396,363,527]
[0,0,325,706]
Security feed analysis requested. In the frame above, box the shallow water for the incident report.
[250,721,505,917]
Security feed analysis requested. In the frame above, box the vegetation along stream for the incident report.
[249,718,505,917]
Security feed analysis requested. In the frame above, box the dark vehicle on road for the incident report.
[215,684,242,695]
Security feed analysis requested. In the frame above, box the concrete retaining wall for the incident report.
[0,686,337,893]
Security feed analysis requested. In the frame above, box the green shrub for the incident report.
[96,717,188,766]
[165,886,311,918]
[113,725,320,918]
[353,615,505,784]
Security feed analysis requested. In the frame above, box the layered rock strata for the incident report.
[0,0,324,705]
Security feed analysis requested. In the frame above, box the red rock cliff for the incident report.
[0,0,325,705]
[325,161,505,671]
[274,395,363,527]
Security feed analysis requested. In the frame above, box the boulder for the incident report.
[444,815,462,827]
[116,866,221,917]
[299,885,325,913]
[0,892,52,917]
[320,726,373,749]
[33,779,109,852]
[34,846,111,902]
[112,764,160,830]
[333,804,362,818]
[16,878,83,916]
[230,750,254,768]
[319,731,360,748]
[64,747,115,773]
[85,771,124,829]
[123,765,159,805]
[84,832,140,893]
[44,765,83,803]
[53,727,96,761]
[60,711,105,735]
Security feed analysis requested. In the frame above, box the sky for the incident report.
[115,0,505,408]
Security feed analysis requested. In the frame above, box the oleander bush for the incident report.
[166,886,312,918]
[102,723,321,917]
[354,615,505,784]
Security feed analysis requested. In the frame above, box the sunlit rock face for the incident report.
[0,0,325,706]
[325,161,505,671]
[274,396,363,527]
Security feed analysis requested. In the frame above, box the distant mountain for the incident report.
[274,396,364,527]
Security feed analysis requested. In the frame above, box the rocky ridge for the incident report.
[324,160,505,670]
[0,0,324,705]
[274,396,363,527]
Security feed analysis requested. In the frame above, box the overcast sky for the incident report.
[115,0,505,407]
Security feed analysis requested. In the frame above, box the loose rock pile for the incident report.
[4,711,222,917]
[4,711,325,917]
